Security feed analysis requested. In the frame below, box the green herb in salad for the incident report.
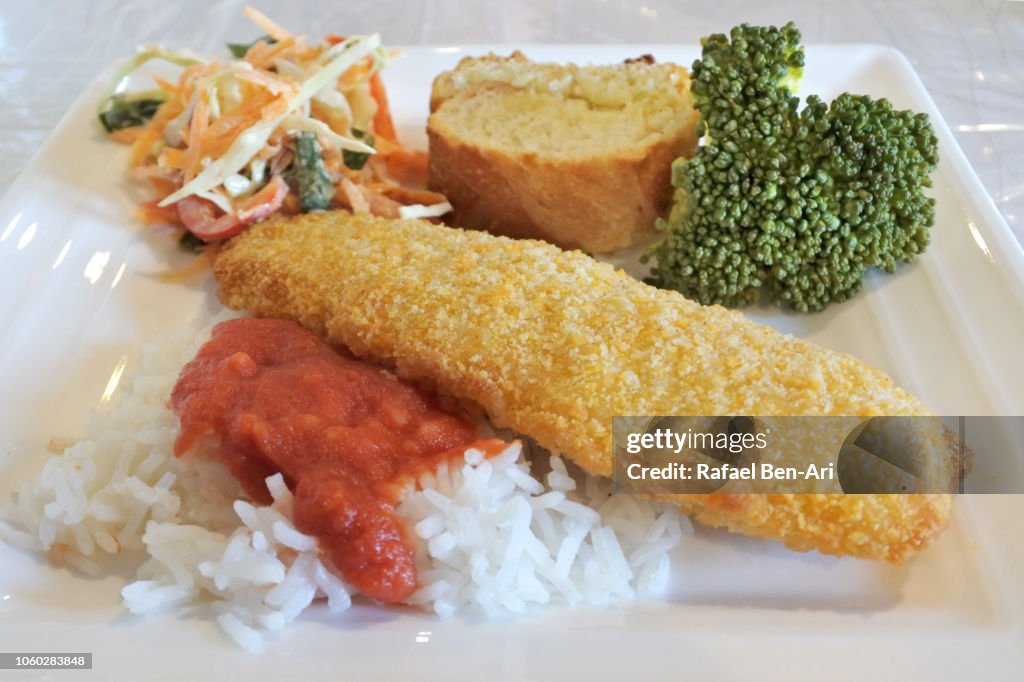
[226,35,277,59]
[342,128,375,170]
[98,95,166,133]
[286,132,336,212]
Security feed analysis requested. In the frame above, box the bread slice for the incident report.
[427,52,699,253]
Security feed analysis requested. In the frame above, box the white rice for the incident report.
[0,315,690,650]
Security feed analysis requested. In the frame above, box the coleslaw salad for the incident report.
[99,6,451,258]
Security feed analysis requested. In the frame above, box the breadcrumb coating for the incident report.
[214,213,952,563]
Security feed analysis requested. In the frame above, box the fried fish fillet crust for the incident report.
[215,213,952,563]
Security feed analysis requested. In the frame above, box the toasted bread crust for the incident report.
[427,54,699,253]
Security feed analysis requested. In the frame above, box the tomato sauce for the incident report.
[171,317,483,603]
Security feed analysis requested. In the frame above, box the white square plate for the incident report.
[1,45,1022,681]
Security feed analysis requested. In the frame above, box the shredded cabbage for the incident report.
[158,34,381,208]
[99,45,204,113]
[398,202,453,220]
[195,188,234,213]
[281,115,375,153]
[104,12,436,235]
[222,174,253,198]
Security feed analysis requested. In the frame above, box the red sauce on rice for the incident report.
[171,317,490,603]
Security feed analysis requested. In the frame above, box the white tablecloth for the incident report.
[2,0,1021,243]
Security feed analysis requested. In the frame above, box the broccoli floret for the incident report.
[646,22,939,312]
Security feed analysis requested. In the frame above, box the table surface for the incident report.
[1,0,1021,245]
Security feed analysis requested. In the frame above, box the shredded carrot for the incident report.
[148,97,185,132]
[123,97,182,164]
[235,63,299,97]
[321,144,344,175]
[309,100,352,142]
[109,127,143,144]
[178,85,283,163]
[105,8,452,257]
[259,95,292,121]
[243,6,293,42]
[281,192,301,214]
[181,95,209,181]
[157,146,186,170]
[246,36,295,68]
[132,164,175,182]
[200,118,248,159]
[178,62,224,102]
[200,97,274,158]
[136,199,181,226]
[144,175,179,197]
[125,96,186,166]
[255,129,286,161]
[369,148,429,186]
[369,72,397,142]
[340,178,370,214]
[338,179,403,218]
[152,75,179,95]
[363,190,402,218]
[244,39,274,67]
[129,129,160,167]
[156,243,220,282]
[369,183,447,206]
[234,68,280,91]
[243,37,315,70]
[341,57,375,88]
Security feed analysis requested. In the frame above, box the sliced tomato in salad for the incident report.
[176,176,290,241]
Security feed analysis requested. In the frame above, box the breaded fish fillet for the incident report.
[215,213,952,563]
